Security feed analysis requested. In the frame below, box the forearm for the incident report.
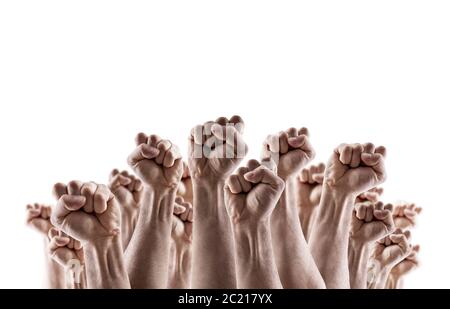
[84,236,130,289]
[43,240,66,289]
[234,222,282,289]
[192,180,236,288]
[370,265,392,289]
[168,246,192,289]
[271,179,325,288]
[309,186,355,288]
[125,188,176,288]
[386,274,403,289]
[348,239,371,289]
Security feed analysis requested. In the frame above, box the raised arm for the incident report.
[348,201,394,288]
[188,115,247,288]
[125,134,183,288]
[225,160,284,288]
[309,143,387,288]
[261,127,324,288]
[51,181,130,289]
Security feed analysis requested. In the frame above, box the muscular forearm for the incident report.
[168,246,192,289]
[192,180,236,288]
[84,237,130,289]
[309,186,355,288]
[369,265,392,289]
[125,188,175,288]
[271,179,325,288]
[234,222,282,289]
[348,239,371,289]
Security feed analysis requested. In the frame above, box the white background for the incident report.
[0,1,449,288]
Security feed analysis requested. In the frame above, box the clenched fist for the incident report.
[372,229,412,269]
[325,143,387,195]
[350,201,395,243]
[128,133,183,191]
[172,197,193,246]
[393,203,422,229]
[225,160,285,224]
[188,115,248,182]
[262,127,315,180]
[51,181,121,244]
[26,203,53,236]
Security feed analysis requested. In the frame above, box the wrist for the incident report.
[192,180,227,220]
[140,186,177,222]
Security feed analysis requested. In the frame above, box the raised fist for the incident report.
[225,159,285,224]
[188,116,248,181]
[297,163,325,210]
[171,197,193,246]
[325,143,387,195]
[262,127,315,180]
[357,187,384,203]
[350,201,395,242]
[51,181,121,244]
[372,229,412,268]
[391,244,420,277]
[48,227,84,267]
[108,169,143,248]
[26,203,53,236]
[128,133,183,191]
[393,203,422,229]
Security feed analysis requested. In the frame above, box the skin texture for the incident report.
[26,203,66,289]
[48,228,86,289]
[51,181,130,289]
[348,201,395,288]
[368,229,412,289]
[188,115,247,289]
[168,197,193,289]
[177,162,193,205]
[108,169,143,250]
[393,203,422,230]
[261,127,325,289]
[387,245,420,288]
[297,163,325,241]
[125,133,183,288]
[225,160,284,289]
[309,142,387,288]
[356,187,384,203]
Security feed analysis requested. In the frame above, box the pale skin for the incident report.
[348,201,395,289]
[125,133,183,288]
[225,160,284,289]
[108,169,143,250]
[309,142,387,288]
[262,127,325,289]
[297,163,325,241]
[368,229,412,289]
[168,197,193,289]
[51,181,130,289]
[177,162,193,205]
[393,203,422,230]
[188,115,247,289]
[48,227,86,289]
[26,203,66,289]
[387,244,420,288]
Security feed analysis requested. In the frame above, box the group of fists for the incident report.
[26,115,421,289]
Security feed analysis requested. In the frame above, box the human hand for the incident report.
[393,203,422,229]
[26,203,53,236]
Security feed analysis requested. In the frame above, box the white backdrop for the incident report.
[1,1,449,288]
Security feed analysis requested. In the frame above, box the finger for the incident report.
[246,159,260,171]
[163,145,181,168]
[337,144,352,165]
[93,184,111,214]
[127,144,160,166]
[298,127,309,136]
[311,173,324,184]
[364,204,374,222]
[244,166,285,190]
[299,168,309,183]
[288,135,315,159]
[375,146,387,157]
[363,143,375,154]
[227,175,242,194]
[52,195,86,225]
[67,181,83,196]
[190,125,205,145]
[155,140,172,165]
[350,144,363,168]
[174,203,186,215]
[52,183,68,200]
[237,167,251,193]
[109,174,132,190]
[135,132,148,146]
[148,134,162,147]
[229,115,245,134]
[215,116,228,125]
[109,169,120,180]
[279,132,289,154]
[81,182,97,213]
[355,203,367,220]
[286,127,298,138]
